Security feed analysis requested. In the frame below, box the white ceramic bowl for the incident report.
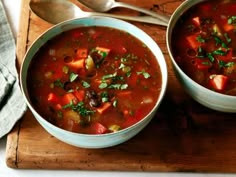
[166,0,236,113]
[20,17,168,148]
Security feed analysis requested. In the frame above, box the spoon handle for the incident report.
[113,1,170,23]
[81,11,168,26]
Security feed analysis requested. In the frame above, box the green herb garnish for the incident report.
[69,72,78,82]
[63,101,95,117]
[54,79,64,88]
[137,70,151,79]
[81,80,90,88]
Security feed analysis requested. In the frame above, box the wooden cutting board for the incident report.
[6,0,236,172]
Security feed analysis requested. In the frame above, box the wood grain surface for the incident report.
[6,0,236,172]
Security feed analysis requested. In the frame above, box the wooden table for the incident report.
[6,0,236,172]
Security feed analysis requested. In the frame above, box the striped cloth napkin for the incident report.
[0,1,27,138]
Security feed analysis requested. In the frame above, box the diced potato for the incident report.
[62,66,69,74]
[108,124,121,132]
[85,55,95,72]
[213,24,222,37]
[64,110,81,123]
[122,66,131,73]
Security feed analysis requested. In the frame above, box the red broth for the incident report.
[27,26,162,134]
[171,0,236,95]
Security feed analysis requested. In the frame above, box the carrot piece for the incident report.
[67,59,85,69]
[210,74,228,91]
[224,24,234,32]
[76,48,88,59]
[73,90,85,101]
[62,93,78,105]
[91,122,107,134]
[96,102,112,114]
[117,91,132,97]
[96,47,111,54]
[47,93,59,103]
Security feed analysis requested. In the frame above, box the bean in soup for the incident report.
[27,26,162,134]
[171,0,236,95]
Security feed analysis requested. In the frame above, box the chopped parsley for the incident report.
[137,70,151,79]
[54,79,64,88]
[228,16,236,25]
[81,80,90,88]
[63,101,95,117]
[196,35,206,43]
[69,72,78,82]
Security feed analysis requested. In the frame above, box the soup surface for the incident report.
[27,26,162,134]
[172,0,236,95]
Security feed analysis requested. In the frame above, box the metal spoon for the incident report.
[29,0,168,26]
[77,0,170,23]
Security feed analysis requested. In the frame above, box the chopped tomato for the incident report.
[91,122,107,134]
[73,90,85,101]
[55,104,62,110]
[62,93,78,105]
[76,48,88,59]
[47,93,59,103]
[209,74,228,91]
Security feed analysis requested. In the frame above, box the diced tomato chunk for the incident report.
[73,90,85,101]
[55,104,62,110]
[47,93,59,103]
[62,93,78,105]
[76,48,88,59]
[91,122,107,134]
[209,74,228,91]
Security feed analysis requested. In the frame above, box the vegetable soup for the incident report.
[171,0,236,95]
[27,26,162,134]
